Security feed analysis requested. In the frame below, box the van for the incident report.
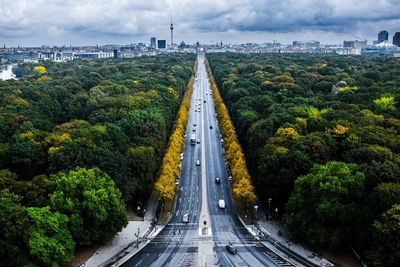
[218,199,225,209]
[182,213,189,223]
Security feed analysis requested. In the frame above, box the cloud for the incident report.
[0,0,399,45]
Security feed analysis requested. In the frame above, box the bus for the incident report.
[190,134,196,145]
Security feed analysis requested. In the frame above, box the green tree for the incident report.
[0,189,28,267]
[49,167,128,245]
[368,204,400,266]
[284,161,365,248]
[26,206,75,266]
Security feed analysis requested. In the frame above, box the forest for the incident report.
[0,54,195,266]
[207,53,400,266]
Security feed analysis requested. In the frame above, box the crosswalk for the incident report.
[263,251,296,267]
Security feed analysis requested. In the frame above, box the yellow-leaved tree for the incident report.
[205,58,257,208]
[154,70,196,212]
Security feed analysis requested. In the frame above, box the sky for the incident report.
[0,0,399,46]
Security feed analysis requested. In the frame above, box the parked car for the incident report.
[197,139,201,144]
[210,125,213,129]
[196,160,201,166]
[215,177,221,184]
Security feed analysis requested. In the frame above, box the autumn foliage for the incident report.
[154,71,195,207]
[205,59,257,205]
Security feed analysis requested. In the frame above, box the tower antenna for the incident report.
[170,7,174,48]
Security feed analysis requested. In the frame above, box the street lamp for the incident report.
[268,198,272,219]
[134,227,140,248]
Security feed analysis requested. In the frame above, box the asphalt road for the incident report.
[120,55,294,267]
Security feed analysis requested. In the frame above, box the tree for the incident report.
[25,206,75,266]
[373,96,396,111]
[49,167,128,245]
[368,204,400,266]
[284,162,365,248]
[0,190,28,267]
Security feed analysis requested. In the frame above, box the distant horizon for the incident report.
[1,32,397,48]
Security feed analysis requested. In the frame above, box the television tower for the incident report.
[170,9,174,47]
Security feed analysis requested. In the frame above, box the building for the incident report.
[74,51,113,59]
[362,41,400,56]
[150,37,156,48]
[157,40,166,49]
[292,41,303,47]
[306,40,320,48]
[378,30,389,43]
[343,40,367,49]
[393,32,400,47]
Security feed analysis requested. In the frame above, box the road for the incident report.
[119,55,294,267]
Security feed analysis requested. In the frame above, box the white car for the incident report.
[196,160,201,166]
[182,213,189,223]
[218,199,225,209]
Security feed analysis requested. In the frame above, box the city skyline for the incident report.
[0,0,399,46]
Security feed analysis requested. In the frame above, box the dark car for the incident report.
[215,177,221,184]
[226,244,237,254]
[210,125,213,129]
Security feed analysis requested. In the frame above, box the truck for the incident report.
[190,134,196,145]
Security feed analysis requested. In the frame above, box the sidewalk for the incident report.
[83,197,160,267]
[256,220,333,267]
[84,221,152,267]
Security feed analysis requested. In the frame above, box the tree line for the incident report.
[207,52,400,266]
[0,54,196,266]
[205,58,257,210]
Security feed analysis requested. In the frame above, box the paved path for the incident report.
[84,221,152,267]
[256,220,334,267]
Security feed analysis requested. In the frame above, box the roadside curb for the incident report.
[103,223,167,267]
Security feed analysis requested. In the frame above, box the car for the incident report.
[218,199,225,209]
[180,153,184,160]
[226,244,237,254]
[182,213,189,223]
[215,177,221,184]
[193,128,196,132]
[193,122,197,126]
[228,176,232,183]
[197,139,201,144]
[204,100,206,103]
[196,160,201,166]
[210,125,213,129]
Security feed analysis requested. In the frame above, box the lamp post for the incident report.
[268,198,272,219]
[134,227,140,248]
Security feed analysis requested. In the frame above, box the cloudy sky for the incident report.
[0,0,399,46]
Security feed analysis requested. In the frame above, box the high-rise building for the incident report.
[150,37,156,48]
[378,30,389,43]
[157,40,166,49]
[393,32,400,47]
